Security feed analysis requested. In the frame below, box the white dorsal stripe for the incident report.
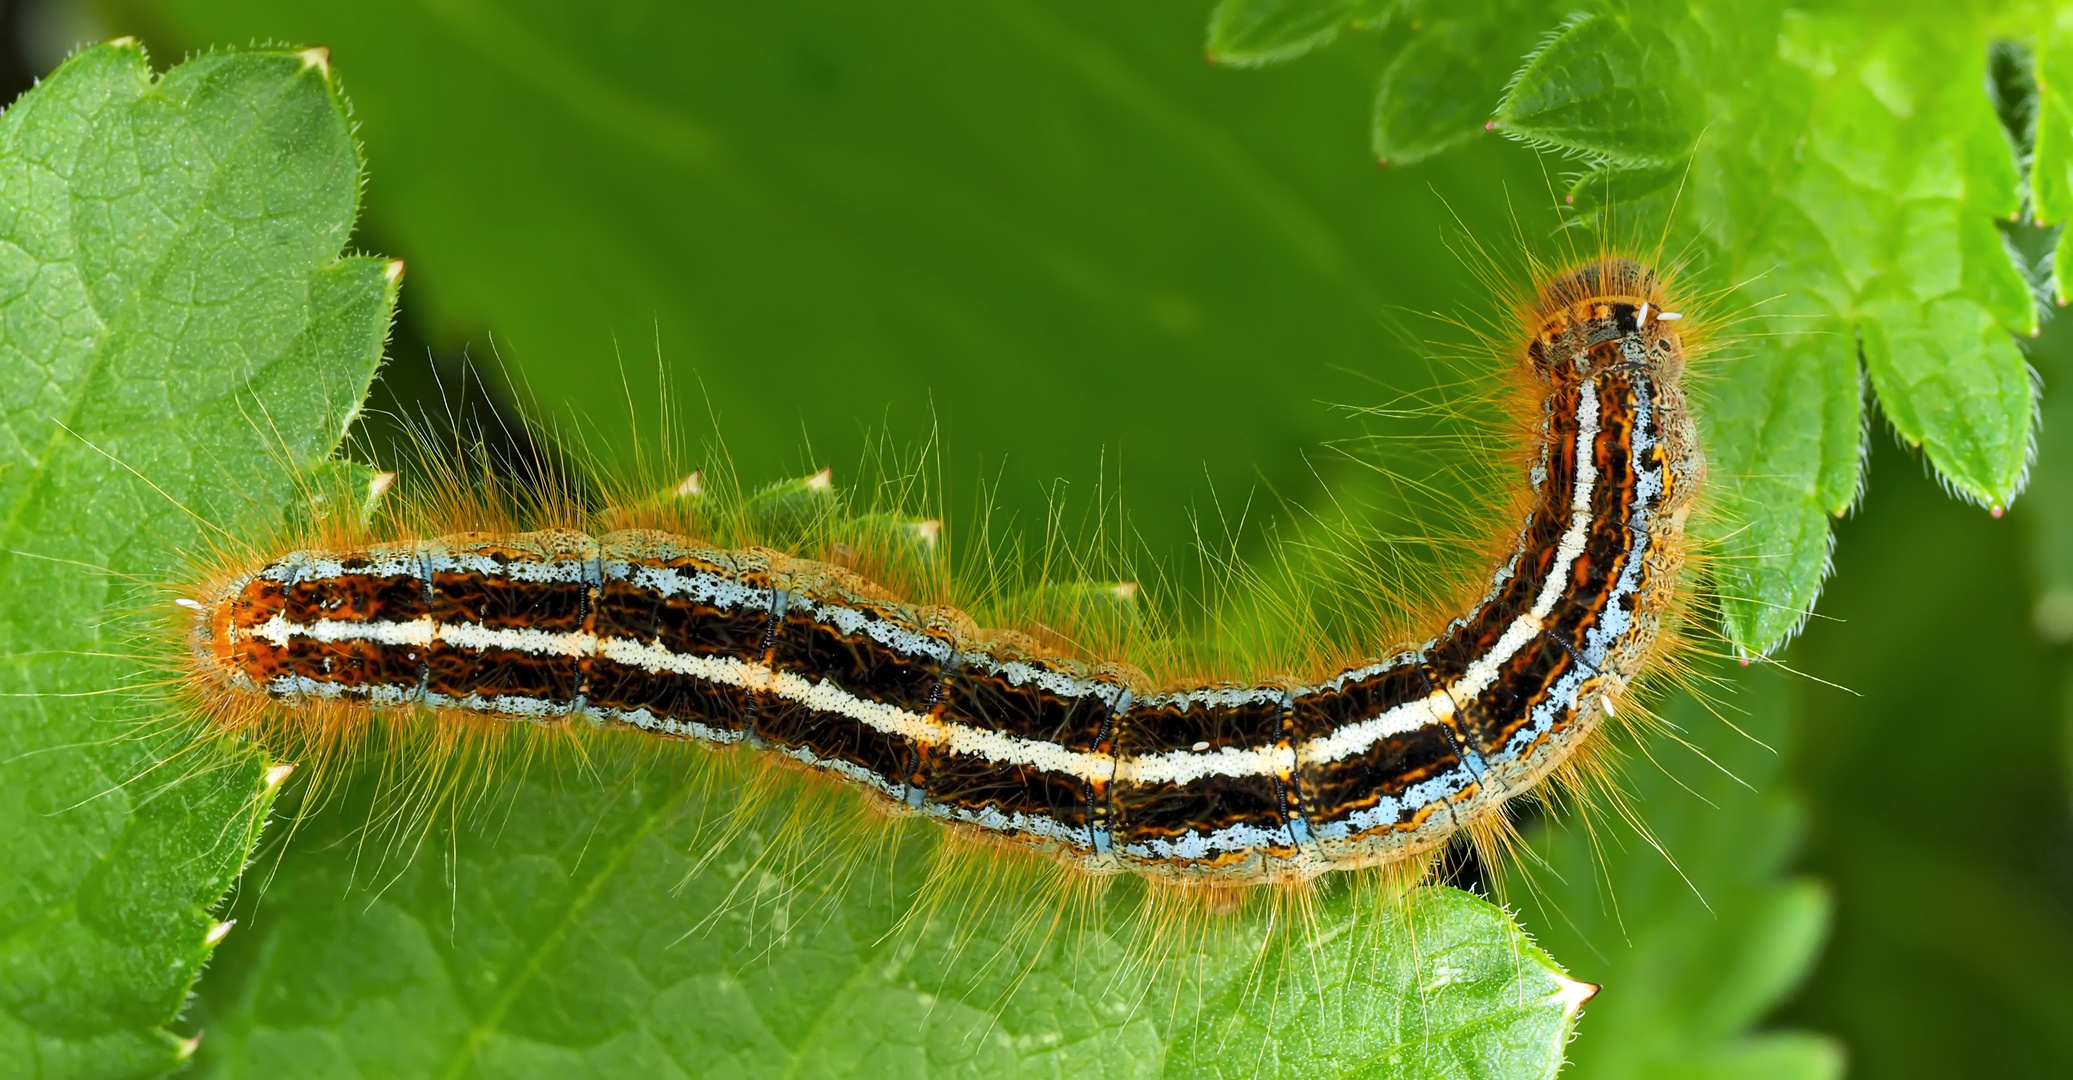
[238,614,1116,781]
[246,612,1287,783]
[252,604,1439,781]
[597,640,1119,780]
[1302,375,1601,764]
[251,613,433,648]
[1450,377,1601,703]
[1298,688,1455,766]
[241,373,1608,798]
[1117,743,1295,786]
[429,552,591,584]
[439,621,595,657]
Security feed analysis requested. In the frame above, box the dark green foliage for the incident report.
[1206,0,2040,655]
[11,0,2073,1075]
[0,42,392,1076]
[3,34,1587,1080]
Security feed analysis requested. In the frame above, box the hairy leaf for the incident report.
[1585,5,2033,650]
[190,760,1586,1079]
[0,42,392,1076]
[1259,0,2044,654]
[1493,11,1701,166]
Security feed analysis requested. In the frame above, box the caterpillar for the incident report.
[178,256,1700,889]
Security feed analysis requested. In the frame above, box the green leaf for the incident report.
[190,757,1587,1079]
[1859,290,2032,509]
[1370,1,1556,166]
[2026,29,2073,309]
[1759,14,2033,514]
[1206,0,1395,68]
[1511,661,1841,1080]
[0,42,392,1075]
[2038,29,2073,222]
[740,467,841,546]
[1374,1,2046,651]
[56,1,2073,1075]
[1164,888,1588,1077]
[1610,6,2032,650]
[1698,317,1863,654]
[10,24,1595,1078]
[1492,11,1702,166]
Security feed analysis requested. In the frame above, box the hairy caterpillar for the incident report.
[177,256,1700,890]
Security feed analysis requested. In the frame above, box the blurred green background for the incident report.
[9,1,2073,1075]
[67,0,1543,559]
